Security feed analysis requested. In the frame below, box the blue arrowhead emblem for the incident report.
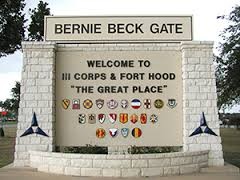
[20,112,49,137]
[189,112,217,137]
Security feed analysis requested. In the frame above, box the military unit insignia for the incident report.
[143,99,151,109]
[96,99,104,109]
[107,99,118,109]
[62,99,70,110]
[120,113,128,124]
[131,99,141,109]
[88,114,96,124]
[98,114,105,124]
[78,114,86,124]
[109,128,118,137]
[140,113,147,124]
[167,99,177,108]
[132,128,142,138]
[83,99,93,109]
[154,99,164,109]
[72,99,80,109]
[108,113,117,123]
[130,114,138,124]
[121,128,129,137]
[96,128,106,138]
[121,99,128,109]
[150,114,158,123]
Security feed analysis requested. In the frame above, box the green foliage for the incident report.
[58,145,108,154]
[28,1,50,41]
[128,146,181,154]
[216,5,240,110]
[0,0,26,57]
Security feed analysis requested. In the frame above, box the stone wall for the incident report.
[29,150,209,177]
[14,41,224,169]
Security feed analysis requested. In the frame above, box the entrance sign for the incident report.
[44,16,192,42]
[56,50,183,146]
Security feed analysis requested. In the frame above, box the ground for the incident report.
[0,124,240,168]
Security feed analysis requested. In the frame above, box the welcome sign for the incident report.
[56,50,183,146]
[45,16,192,42]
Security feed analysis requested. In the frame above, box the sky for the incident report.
[0,0,239,112]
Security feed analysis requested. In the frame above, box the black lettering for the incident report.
[176,24,183,33]
[108,24,116,33]
[72,24,80,33]
[55,24,63,34]
[64,24,71,34]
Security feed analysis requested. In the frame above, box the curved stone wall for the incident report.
[29,150,209,177]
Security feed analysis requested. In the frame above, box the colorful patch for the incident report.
[130,114,138,124]
[62,99,70,110]
[167,99,177,108]
[96,128,106,138]
[96,99,104,109]
[143,99,151,109]
[98,114,106,124]
[83,99,93,109]
[109,128,118,137]
[121,128,129,138]
[78,114,86,124]
[140,113,147,124]
[121,99,128,109]
[88,114,96,124]
[119,113,128,124]
[131,99,141,109]
[150,114,158,123]
[107,99,118,109]
[72,99,80,109]
[132,128,142,138]
[108,113,117,123]
[154,99,164,109]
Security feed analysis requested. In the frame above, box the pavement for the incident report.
[0,164,239,180]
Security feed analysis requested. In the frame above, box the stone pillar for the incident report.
[181,41,224,166]
[14,42,56,166]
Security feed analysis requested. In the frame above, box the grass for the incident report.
[0,126,239,168]
[221,128,240,168]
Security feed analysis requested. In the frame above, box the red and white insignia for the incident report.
[108,113,117,123]
[130,114,138,124]
[98,114,106,124]
[144,99,151,109]
[96,128,105,138]
[107,99,118,109]
[140,113,147,124]
[109,128,118,137]
[131,99,141,109]
[72,99,80,109]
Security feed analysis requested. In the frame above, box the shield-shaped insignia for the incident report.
[83,99,93,109]
[109,128,118,137]
[72,99,80,109]
[167,99,177,108]
[121,99,128,109]
[98,114,106,124]
[132,128,142,138]
[96,128,105,138]
[150,114,158,123]
[130,114,138,124]
[140,113,147,124]
[88,114,96,124]
[119,113,128,124]
[96,99,104,109]
[107,99,118,109]
[79,114,86,124]
[62,99,70,110]
[154,99,164,109]
[108,113,117,123]
[121,128,129,138]
[143,99,151,109]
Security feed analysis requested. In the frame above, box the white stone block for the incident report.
[180,164,199,174]
[148,158,171,167]
[102,168,121,177]
[187,58,199,64]
[81,168,102,176]
[163,166,180,175]
[64,167,81,176]
[49,165,64,174]
[121,168,140,177]
[132,160,148,168]
[93,160,131,168]
[141,167,163,176]
[71,159,92,167]
[189,72,199,78]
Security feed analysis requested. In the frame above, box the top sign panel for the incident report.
[44,16,193,43]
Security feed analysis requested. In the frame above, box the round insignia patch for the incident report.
[96,128,106,138]
[107,99,118,109]
[83,99,93,109]
[121,99,128,109]
[132,128,142,138]
[154,99,164,109]
[150,114,158,123]
[131,99,141,109]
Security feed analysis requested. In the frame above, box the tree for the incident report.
[216,5,240,110]
[0,0,26,57]
[28,1,51,41]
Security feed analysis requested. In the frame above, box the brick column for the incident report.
[14,42,56,166]
[181,41,224,166]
